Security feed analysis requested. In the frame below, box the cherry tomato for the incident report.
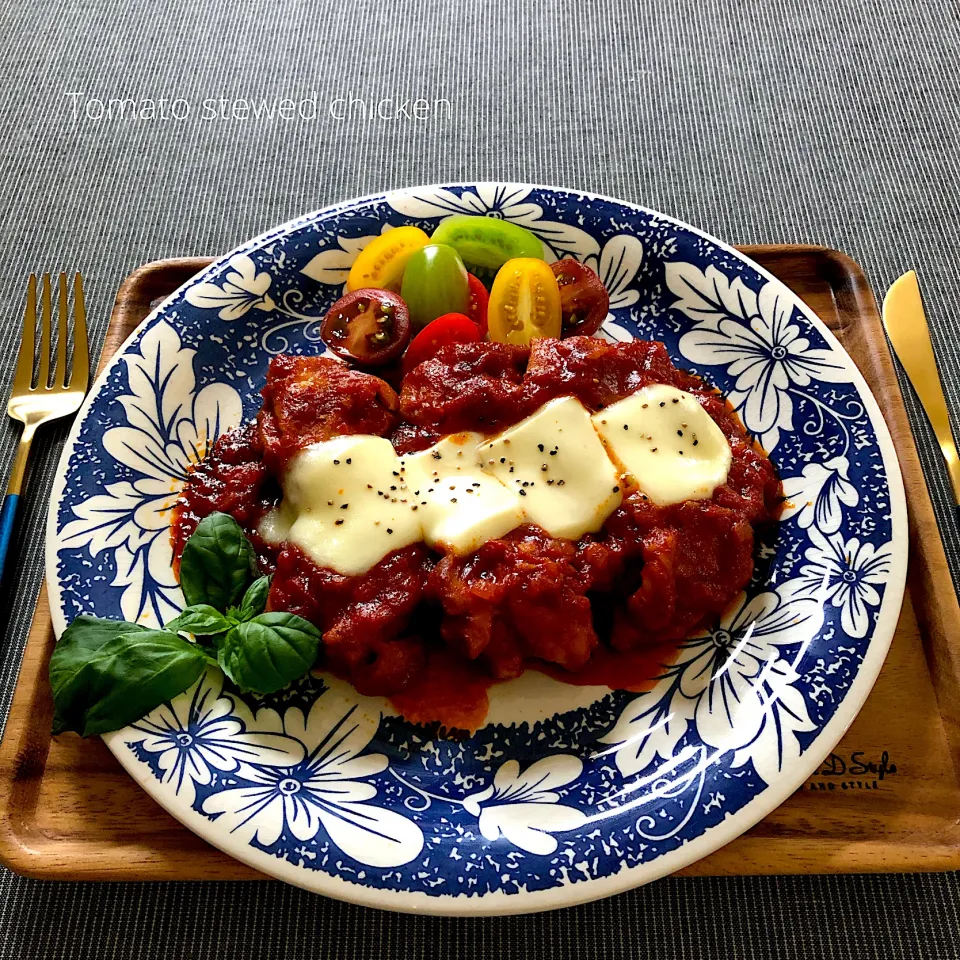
[550,259,610,337]
[466,273,489,335]
[320,288,411,368]
[430,215,544,271]
[401,313,480,376]
[400,243,470,329]
[487,258,562,346]
[346,226,430,293]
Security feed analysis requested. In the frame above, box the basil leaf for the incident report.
[50,615,147,734]
[179,512,255,611]
[50,622,208,737]
[218,612,321,694]
[166,604,237,636]
[237,576,272,621]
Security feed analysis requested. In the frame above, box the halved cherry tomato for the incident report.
[400,244,470,329]
[550,259,609,337]
[320,288,411,368]
[346,226,430,293]
[487,258,562,346]
[466,273,489,335]
[430,215,544,271]
[401,313,480,376]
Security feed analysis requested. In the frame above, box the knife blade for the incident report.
[882,270,960,505]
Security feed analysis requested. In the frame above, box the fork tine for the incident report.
[71,273,89,392]
[37,273,52,389]
[54,273,69,387]
[12,275,37,394]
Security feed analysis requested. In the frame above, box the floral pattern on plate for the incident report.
[48,184,906,914]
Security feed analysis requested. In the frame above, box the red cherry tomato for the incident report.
[550,259,609,337]
[320,288,411,368]
[401,313,480,376]
[465,273,489,336]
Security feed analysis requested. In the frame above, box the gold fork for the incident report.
[1,273,89,581]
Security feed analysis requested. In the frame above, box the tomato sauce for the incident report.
[388,647,494,733]
[172,338,781,731]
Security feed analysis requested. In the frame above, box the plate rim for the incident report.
[44,182,909,915]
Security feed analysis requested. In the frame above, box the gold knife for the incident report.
[882,270,960,504]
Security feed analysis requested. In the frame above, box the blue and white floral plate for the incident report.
[47,184,907,914]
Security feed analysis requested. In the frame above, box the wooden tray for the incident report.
[2,247,959,882]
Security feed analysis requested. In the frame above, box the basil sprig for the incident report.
[49,512,322,737]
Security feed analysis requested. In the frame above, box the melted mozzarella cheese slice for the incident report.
[266,435,422,576]
[592,384,732,505]
[481,396,623,539]
[402,433,525,554]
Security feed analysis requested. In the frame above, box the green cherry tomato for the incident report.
[429,215,544,272]
[400,243,470,329]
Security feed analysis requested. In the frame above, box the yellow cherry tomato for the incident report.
[487,258,562,345]
[346,226,430,293]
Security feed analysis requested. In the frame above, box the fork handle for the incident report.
[0,429,33,585]
[0,494,19,586]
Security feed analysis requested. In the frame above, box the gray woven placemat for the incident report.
[1,0,959,956]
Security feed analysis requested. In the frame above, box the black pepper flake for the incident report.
[541,465,548,472]
[550,450,558,456]
[672,398,680,404]
[346,458,352,464]
[392,471,400,477]
[428,488,434,493]
[677,430,683,437]
[366,484,373,489]
[333,459,340,464]
[613,486,620,493]
[451,498,458,503]
[519,489,527,497]
[623,424,629,431]
[432,451,442,460]
[509,467,515,473]
[537,443,544,452]
[522,481,529,487]
[412,505,419,511]
[659,402,665,408]
[500,457,506,463]
[679,450,684,455]
[547,479,555,485]
[387,528,393,534]
[335,519,344,526]
[390,485,397,491]
[693,439,699,446]
[652,447,658,452]
[557,479,566,486]
[472,482,481,487]
[327,499,334,506]
[340,503,349,510]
